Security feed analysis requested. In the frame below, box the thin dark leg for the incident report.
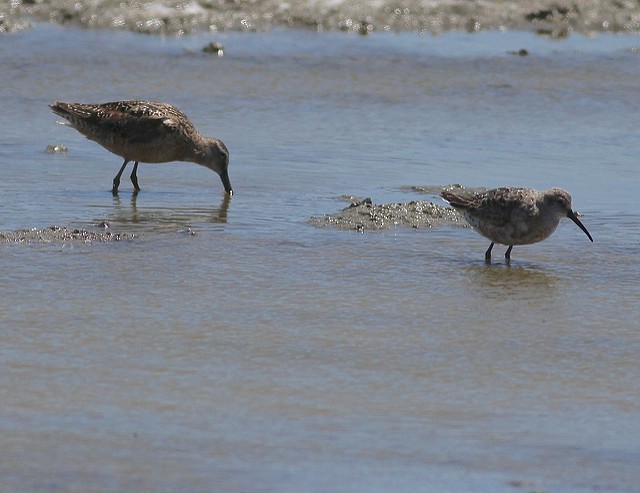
[130,161,140,191]
[505,245,513,260]
[113,159,129,194]
[485,242,494,262]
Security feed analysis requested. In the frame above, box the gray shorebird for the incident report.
[50,100,232,195]
[440,187,593,262]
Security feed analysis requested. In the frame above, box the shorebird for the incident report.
[50,100,232,195]
[440,187,593,262]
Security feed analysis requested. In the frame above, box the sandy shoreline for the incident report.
[2,0,640,35]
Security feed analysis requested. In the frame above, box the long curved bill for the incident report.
[220,169,233,196]
[567,210,593,242]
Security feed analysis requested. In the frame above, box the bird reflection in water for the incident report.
[107,193,231,232]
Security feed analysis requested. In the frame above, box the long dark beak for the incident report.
[220,169,233,196]
[567,210,593,242]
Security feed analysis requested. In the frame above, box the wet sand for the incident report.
[0,225,136,244]
[310,196,466,231]
[2,0,640,35]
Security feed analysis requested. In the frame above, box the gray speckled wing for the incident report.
[467,188,539,244]
[443,187,543,245]
[474,188,536,227]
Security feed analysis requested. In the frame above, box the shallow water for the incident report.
[1,25,640,492]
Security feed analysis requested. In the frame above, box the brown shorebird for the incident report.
[441,187,593,262]
[50,100,232,195]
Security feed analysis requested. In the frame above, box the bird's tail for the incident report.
[50,101,71,117]
[50,102,93,129]
[51,101,95,119]
[440,190,474,210]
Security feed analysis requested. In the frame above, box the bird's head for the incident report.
[197,138,233,195]
[545,188,592,242]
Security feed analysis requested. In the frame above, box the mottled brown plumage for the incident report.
[441,187,593,261]
[50,100,232,195]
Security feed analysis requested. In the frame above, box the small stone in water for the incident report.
[202,42,224,56]
[45,144,68,154]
